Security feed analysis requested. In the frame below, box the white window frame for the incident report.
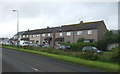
[77,31,83,35]
[42,34,45,37]
[26,35,28,37]
[59,33,62,36]
[88,30,92,34]
[36,34,39,37]
[32,35,35,38]
[66,32,71,36]
[48,33,50,36]
[23,35,25,38]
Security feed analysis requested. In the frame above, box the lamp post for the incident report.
[13,9,19,47]
[59,28,63,45]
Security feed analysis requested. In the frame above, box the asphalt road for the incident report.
[2,48,102,72]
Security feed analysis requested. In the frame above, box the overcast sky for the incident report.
[0,2,118,38]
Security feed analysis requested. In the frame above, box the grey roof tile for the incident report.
[20,20,105,35]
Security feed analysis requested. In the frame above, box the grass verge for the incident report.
[2,46,119,72]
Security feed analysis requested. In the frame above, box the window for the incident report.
[26,35,28,37]
[32,35,35,38]
[77,31,83,35]
[48,33,50,36]
[88,30,92,34]
[42,34,45,37]
[59,33,62,36]
[36,34,39,37]
[66,32,71,36]
[23,35,25,38]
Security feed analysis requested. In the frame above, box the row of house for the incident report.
[11,20,108,45]
[0,38,13,45]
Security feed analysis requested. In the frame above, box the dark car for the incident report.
[55,45,70,51]
[82,46,103,54]
[38,45,44,47]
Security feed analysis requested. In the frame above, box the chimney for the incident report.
[27,29,29,31]
[80,21,83,24]
[47,26,49,28]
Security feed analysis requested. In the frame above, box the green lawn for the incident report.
[2,45,119,72]
[104,52,113,55]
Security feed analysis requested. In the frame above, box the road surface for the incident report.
[2,48,102,72]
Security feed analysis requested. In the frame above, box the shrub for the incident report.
[79,52,99,60]
[21,46,40,50]
[64,42,95,51]
[95,31,120,51]
[77,37,84,43]
[95,40,108,51]
[97,55,110,62]
[109,46,120,64]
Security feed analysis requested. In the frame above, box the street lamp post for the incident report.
[59,28,63,45]
[13,9,19,47]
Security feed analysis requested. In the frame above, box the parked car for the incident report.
[19,41,29,46]
[38,45,44,47]
[82,46,103,54]
[55,45,70,51]
[28,43,39,47]
[42,44,54,48]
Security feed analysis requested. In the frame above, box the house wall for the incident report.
[30,34,40,44]
[39,33,53,45]
[55,32,64,45]
[55,31,74,43]
[21,28,104,45]
[64,31,74,43]
[18,21,107,45]
[74,29,98,43]
[36,29,99,45]
[97,22,108,41]
[13,35,17,40]
[19,35,22,41]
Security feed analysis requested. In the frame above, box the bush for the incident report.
[79,52,99,60]
[95,31,120,51]
[77,37,84,43]
[109,46,120,64]
[95,40,108,51]
[21,46,40,50]
[64,42,95,51]
[97,55,110,62]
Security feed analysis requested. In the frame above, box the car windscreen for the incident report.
[83,47,92,50]
[92,47,98,50]
[24,42,29,44]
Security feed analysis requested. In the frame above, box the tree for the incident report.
[104,30,118,43]
[95,40,108,51]
[95,30,119,51]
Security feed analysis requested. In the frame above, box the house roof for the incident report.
[60,20,105,32]
[15,31,26,35]
[21,20,105,35]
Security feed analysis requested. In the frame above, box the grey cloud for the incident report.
[0,2,118,38]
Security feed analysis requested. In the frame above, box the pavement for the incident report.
[2,48,102,72]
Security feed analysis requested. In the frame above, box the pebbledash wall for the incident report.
[13,20,108,45]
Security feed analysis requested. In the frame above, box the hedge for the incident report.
[63,42,95,51]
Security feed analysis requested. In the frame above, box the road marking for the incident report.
[32,68,38,71]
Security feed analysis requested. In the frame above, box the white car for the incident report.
[19,41,29,46]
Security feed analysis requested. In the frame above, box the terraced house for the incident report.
[13,20,108,45]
